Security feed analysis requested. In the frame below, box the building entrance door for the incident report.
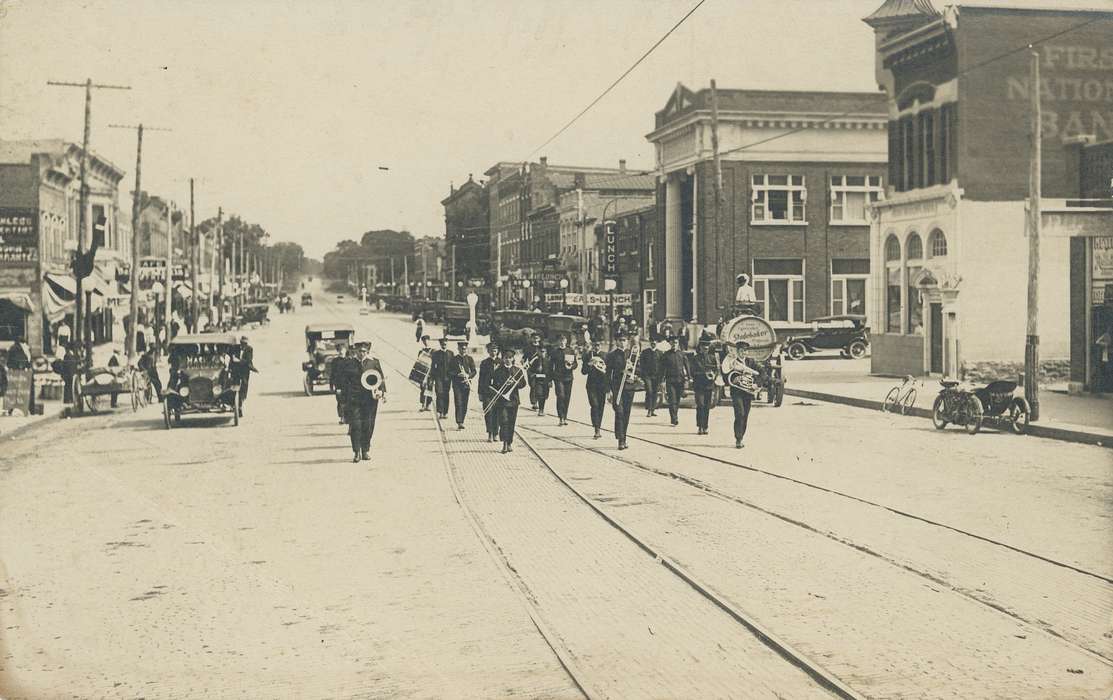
[930,302,943,374]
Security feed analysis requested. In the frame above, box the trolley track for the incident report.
[353,314,857,699]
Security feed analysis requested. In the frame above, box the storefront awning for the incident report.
[0,290,33,312]
[42,281,74,323]
[45,273,76,300]
[86,269,109,296]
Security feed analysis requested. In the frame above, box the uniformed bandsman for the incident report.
[638,339,663,417]
[727,340,759,449]
[417,334,433,411]
[343,339,387,463]
[478,343,500,441]
[688,332,718,435]
[548,335,576,426]
[581,338,609,439]
[329,342,353,424]
[429,336,452,419]
[661,334,689,426]
[448,340,477,430]
[605,332,638,450]
[491,348,527,453]
[523,335,550,415]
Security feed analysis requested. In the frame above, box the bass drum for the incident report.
[409,354,431,387]
[719,314,777,364]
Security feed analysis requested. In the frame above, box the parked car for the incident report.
[490,309,548,349]
[442,301,472,338]
[336,295,345,303]
[301,292,313,306]
[543,313,588,347]
[783,314,869,360]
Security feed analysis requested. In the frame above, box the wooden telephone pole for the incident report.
[190,179,199,333]
[710,79,725,315]
[108,123,170,362]
[217,207,225,328]
[1025,50,1042,421]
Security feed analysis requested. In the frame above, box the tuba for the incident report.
[360,363,386,400]
[721,355,757,395]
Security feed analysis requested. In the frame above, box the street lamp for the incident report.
[559,278,569,313]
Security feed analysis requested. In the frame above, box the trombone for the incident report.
[482,359,525,416]
[616,338,642,397]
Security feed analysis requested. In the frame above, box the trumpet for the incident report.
[482,361,525,416]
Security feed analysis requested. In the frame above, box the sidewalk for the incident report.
[783,357,1113,446]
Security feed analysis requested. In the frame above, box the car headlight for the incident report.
[180,385,190,397]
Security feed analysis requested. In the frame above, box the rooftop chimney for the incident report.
[619,159,627,173]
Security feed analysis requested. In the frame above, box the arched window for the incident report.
[884,234,901,333]
[885,235,901,262]
[905,233,923,335]
[929,229,947,257]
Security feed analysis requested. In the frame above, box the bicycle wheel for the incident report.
[882,387,901,413]
[130,373,140,412]
[901,388,917,415]
[931,394,948,429]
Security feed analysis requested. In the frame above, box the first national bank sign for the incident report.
[1005,43,1113,140]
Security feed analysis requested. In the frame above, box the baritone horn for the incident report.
[360,365,386,400]
[720,355,757,395]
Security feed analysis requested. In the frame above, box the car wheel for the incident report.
[931,394,948,429]
[848,340,868,359]
[786,342,806,361]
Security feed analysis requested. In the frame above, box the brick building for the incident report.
[863,0,1113,382]
[441,174,489,302]
[646,84,888,335]
[591,203,657,327]
[0,139,127,356]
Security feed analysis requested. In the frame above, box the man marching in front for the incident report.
[491,348,527,454]
[524,334,549,415]
[448,340,476,430]
[661,334,688,426]
[689,332,718,435]
[478,343,500,441]
[581,338,608,439]
[639,338,663,417]
[606,332,637,450]
[548,335,576,426]
[429,336,452,419]
[344,339,387,463]
[726,340,759,449]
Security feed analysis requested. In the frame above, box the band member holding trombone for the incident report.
[582,338,609,439]
[548,335,577,426]
[478,343,500,441]
[606,331,639,450]
[449,340,477,430]
[524,334,550,416]
[661,334,689,426]
[345,339,387,463]
[689,332,718,435]
[490,347,527,453]
[430,336,452,419]
[724,340,759,448]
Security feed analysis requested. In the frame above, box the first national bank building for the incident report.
[863,0,1113,391]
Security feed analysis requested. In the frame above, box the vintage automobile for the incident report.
[783,314,869,361]
[241,302,270,327]
[490,309,548,349]
[336,294,345,303]
[301,292,313,306]
[162,333,243,429]
[543,313,588,347]
[302,323,355,395]
[441,301,472,338]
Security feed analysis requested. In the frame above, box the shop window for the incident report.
[645,234,655,281]
[830,175,883,224]
[753,258,804,323]
[906,233,924,335]
[831,258,870,316]
[929,229,947,258]
[885,235,901,263]
[884,234,902,333]
[751,174,806,224]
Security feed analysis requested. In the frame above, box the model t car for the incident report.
[442,301,472,339]
[162,333,243,428]
[490,309,547,349]
[543,313,588,347]
[241,302,270,327]
[302,323,355,395]
[783,314,869,360]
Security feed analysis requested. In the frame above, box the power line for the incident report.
[717,15,1106,160]
[525,0,707,160]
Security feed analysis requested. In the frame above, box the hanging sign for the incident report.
[544,293,564,304]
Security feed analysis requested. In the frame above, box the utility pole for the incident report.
[1025,49,1042,421]
[403,254,409,297]
[451,243,456,300]
[190,179,198,332]
[390,257,396,294]
[710,79,725,315]
[237,226,244,321]
[577,188,587,316]
[164,201,174,357]
[217,207,225,328]
[208,224,216,315]
[48,78,131,377]
[496,231,503,309]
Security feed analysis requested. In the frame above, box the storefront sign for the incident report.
[0,209,38,263]
[564,292,633,306]
[2,367,33,415]
[1092,237,1113,279]
[604,224,617,275]
[544,293,564,304]
[0,267,36,287]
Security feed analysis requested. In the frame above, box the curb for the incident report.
[1,408,67,442]
[784,388,1111,448]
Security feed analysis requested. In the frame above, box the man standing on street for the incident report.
[524,334,550,416]
[605,332,637,450]
[735,273,757,304]
[448,340,476,430]
[478,343,500,441]
[429,336,451,419]
[581,338,608,438]
[548,335,576,426]
[414,313,425,343]
[689,333,718,435]
[639,339,662,417]
[329,343,354,424]
[727,340,759,449]
[491,348,526,454]
[344,340,387,463]
[661,334,689,426]
[232,335,258,417]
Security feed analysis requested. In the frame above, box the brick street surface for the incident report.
[2,286,1112,699]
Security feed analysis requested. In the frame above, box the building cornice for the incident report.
[647,110,888,143]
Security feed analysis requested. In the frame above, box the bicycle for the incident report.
[882,375,919,415]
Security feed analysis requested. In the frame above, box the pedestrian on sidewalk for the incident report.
[548,335,576,426]
[478,343,500,441]
[414,314,425,343]
[55,344,79,405]
[491,348,526,454]
[449,340,476,430]
[661,334,688,426]
[581,338,608,438]
[107,349,124,408]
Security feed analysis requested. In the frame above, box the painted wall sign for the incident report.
[0,209,38,263]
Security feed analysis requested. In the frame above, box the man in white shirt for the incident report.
[734,274,756,303]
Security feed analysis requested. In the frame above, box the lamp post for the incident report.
[559,278,569,314]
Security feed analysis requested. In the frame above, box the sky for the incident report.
[0,0,885,259]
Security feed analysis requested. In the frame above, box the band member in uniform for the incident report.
[429,336,452,419]
[726,340,759,449]
[416,335,433,411]
[548,335,576,426]
[344,340,387,463]
[523,335,548,414]
[232,335,259,417]
[491,348,527,453]
[689,333,718,435]
[605,332,637,450]
[661,334,688,426]
[639,339,663,416]
[329,342,354,424]
[478,343,500,441]
[448,340,477,430]
[581,338,608,438]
